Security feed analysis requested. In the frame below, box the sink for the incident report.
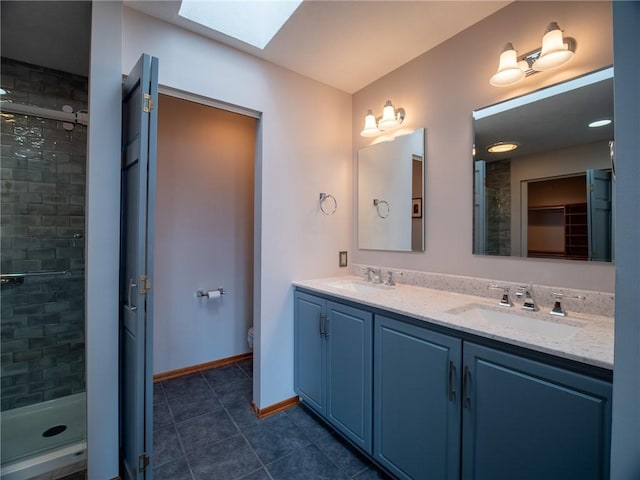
[325,279,394,294]
[453,305,583,340]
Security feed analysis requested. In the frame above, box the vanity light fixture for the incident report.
[360,100,405,137]
[490,22,576,87]
[588,119,612,128]
[487,142,519,153]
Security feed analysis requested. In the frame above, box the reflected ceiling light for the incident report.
[487,142,519,153]
[0,88,7,95]
[360,100,405,137]
[490,22,576,87]
[588,119,612,128]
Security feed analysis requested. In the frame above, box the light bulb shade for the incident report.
[378,100,400,130]
[360,110,380,137]
[532,22,574,71]
[490,43,526,87]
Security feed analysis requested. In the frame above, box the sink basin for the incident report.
[453,305,583,340]
[325,279,394,294]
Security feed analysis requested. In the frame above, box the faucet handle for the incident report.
[385,271,396,286]
[488,285,512,307]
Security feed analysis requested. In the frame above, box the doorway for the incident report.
[153,94,257,377]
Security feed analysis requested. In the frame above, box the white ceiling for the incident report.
[125,0,511,94]
[1,1,510,94]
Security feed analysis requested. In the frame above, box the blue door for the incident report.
[587,169,612,262]
[120,54,159,480]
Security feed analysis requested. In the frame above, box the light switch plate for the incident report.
[339,251,348,267]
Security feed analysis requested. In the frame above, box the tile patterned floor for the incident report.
[153,358,392,480]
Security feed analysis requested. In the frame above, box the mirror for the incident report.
[358,128,425,252]
[473,68,614,262]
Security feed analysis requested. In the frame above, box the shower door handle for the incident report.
[126,277,138,312]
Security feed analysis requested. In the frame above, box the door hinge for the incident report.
[143,93,155,113]
[589,183,595,192]
[138,453,150,472]
[139,274,151,294]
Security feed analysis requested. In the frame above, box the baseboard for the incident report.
[251,396,299,419]
[153,352,253,382]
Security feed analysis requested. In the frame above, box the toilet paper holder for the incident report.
[196,288,227,298]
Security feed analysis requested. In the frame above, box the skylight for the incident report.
[178,0,303,50]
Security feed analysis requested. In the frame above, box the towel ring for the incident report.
[319,193,337,215]
[373,199,390,218]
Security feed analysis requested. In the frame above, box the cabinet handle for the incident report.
[462,365,471,409]
[448,361,456,401]
[319,314,325,336]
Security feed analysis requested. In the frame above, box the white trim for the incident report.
[158,85,261,119]
[473,67,614,120]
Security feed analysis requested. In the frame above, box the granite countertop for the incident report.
[293,276,614,370]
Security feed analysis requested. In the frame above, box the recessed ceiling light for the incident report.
[487,142,519,153]
[588,119,612,128]
[178,0,303,50]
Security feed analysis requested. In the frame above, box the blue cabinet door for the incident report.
[374,315,462,480]
[462,342,612,480]
[294,291,326,414]
[326,301,373,453]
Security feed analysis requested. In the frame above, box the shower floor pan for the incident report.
[1,393,86,480]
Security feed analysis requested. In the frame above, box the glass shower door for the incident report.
[1,57,87,474]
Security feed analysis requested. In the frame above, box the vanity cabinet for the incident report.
[461,342,611,480]
[374,315,461,480]
[293,289,612,480]
[293,291,373,452]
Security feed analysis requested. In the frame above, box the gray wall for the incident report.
[0,58,87,411]
[154,94,256,374]
[611,2,640,477]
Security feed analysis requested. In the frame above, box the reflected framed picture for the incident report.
[412,198,422,218]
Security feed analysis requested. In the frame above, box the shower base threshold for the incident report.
[1,393,86,479]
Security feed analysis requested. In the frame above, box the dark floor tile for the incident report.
[153,382,166,405]
[166,384,224,423]
[56,471,86,480]
[237,468,270,480]
[176,410,239,451]
[213,377,252,407]
[267,443,349,480]
[226,402,261,430]
[154,398,173,429]
[162,373,212,399]
[188,434,262,480]
[314,433,370,477]
[236,358,253,378]
[202,364,248,388]
[154,424,184,467]
[351,466,393,480]
[153,456,193,480]
[244,413,312,464]
[285,404,333,440]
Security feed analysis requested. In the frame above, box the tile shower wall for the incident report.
[486,159,511,256]
[0,58,87,411]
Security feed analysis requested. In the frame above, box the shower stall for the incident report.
[1,57,87,479]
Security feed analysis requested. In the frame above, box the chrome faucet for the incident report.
[550,292,586,317]
[365,267,382,284]
[518,284,538,311]
[488,285,512,307]
[385,271,396,286]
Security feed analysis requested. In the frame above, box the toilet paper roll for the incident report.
[207,290,221,299]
